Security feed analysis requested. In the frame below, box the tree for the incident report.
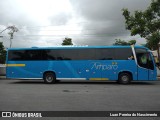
[62,37,73,45]
[122,0,160,50]
[113,39,136,45]
[128,40,137,45]
[0,42,6,64]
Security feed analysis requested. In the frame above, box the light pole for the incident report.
[0,26,18,48]
[0,27,8,34]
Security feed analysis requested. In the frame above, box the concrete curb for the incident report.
[0,76,6,79]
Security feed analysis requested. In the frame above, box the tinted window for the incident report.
[114,48,133,60]
[96,49,114,60]
[8,48,133,61]
[136,48,147,54]
[42,49,78,60]
[8,50,25,60]
[41,50,55,60]
[95,48,133,60]
[25,50,42,60]
[8,50,42,60]
[78,49,95,60]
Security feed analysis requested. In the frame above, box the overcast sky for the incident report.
[0,0,151,48]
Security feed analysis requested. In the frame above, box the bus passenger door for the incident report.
[137,52,155,80]
[137,67,149,80]
[148,54,156,80]
[137,53,149,80]
[149,69,156,80]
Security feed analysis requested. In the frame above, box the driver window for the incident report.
[140,54,147,65]
[136,52,154,70]
[136,48,155,70]
[136,53,148,68]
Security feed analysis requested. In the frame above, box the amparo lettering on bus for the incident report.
[91,62,118,71]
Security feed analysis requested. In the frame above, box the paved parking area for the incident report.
[0,79,160,119]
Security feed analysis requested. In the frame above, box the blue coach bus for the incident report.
[6,45,157,84]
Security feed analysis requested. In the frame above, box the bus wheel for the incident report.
[118,73,131,84]
[44,72,56,84]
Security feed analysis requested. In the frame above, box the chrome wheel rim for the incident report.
[122,75,129,82]
[46,75,53,82]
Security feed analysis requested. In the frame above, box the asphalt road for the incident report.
[0,79,160,120]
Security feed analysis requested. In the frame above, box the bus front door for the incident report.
[138,67,149,80]
[137,52,155,80]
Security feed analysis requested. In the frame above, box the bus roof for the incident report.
[7,45,148,51]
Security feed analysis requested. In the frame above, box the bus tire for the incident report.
[118,73,131,84]
[44,72,56,84]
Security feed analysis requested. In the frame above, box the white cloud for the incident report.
[0,0,152,47]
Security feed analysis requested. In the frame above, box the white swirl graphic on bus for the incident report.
[91,62,118,71]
